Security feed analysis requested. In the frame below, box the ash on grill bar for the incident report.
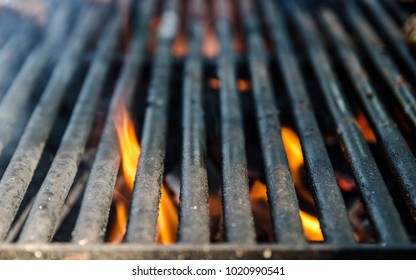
[0,0,415,260]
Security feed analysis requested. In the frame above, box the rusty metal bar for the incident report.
[72,0,156,244]
[178,0,210,244]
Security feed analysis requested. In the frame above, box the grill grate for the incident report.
[0,0,415,259]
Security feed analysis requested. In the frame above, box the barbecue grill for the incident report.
[0,0,415,259]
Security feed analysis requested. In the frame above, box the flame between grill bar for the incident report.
[72,0,156,244]
[0,0,414,259]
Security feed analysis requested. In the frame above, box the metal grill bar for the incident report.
[125,0,180,243]
[286,1,410,245]
[359,0,416,80]
[72,0,156,244]
[0,0,414,258]
[287,0,360,244]
[0,7,101,241]
[261,0,356,244]
[18,13,121,243]
[215,0,256,244]
[0,24,37,101]
[0,5,70,172]
[178,0,210,244]
[346,1,416,129]
[380,0,408,23]
[318,9,409,245]
[239,0,306,244]
[321,4,416,217]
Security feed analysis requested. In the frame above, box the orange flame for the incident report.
[281,127,304,189]
[250,179,323,241]
[110,103,178,243]
[280,127,324,241]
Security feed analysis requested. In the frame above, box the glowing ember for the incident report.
[356,112,377,143]
[109,103,178,243]
[336,172,356,192]
[208,78,251,92]
[250,179,323,241]
[172,34,187,57]
[203,28,219,57]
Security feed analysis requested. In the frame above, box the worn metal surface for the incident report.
[0,5,70,162]
[125,0,180,243]
[319,9,409,245]
[359,0,416,79]
[0,24,38,100]
[18,13,121,244]
[72,0,156,244]
[294,3,407,245]
[0,244,415,260]
[346,1,416,129]
[179,0,210,244]
[327,2,416,217]
[0,7,101,241]
[240,0,306,245]
[261,0,355,244]
[0,0,414,258]
[215,0,256,244]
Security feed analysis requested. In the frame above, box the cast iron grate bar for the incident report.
[321,5,416,220]
[0,23,38,101]
[0,4,71,170]
[239,0,307,245]
[321,9,410,245]
[215,0,256,244]
[292,3,410,245]
[261,0,356,244]
[179,0,210,244]
[359,0,416,81]
[380,0,408,24]
[0,0,415,257]
[0,6,103,241]
[18,12,121,244]
[72,0,156,244]
[346,1,416,130]
[125,0,180,243]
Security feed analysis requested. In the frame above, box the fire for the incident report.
[280,127,324,241]
[281,127,304,189]
[109,103,178,243]
[250,179,323,241]
[336,172,356,192]
[173,33,187,57]
[356,112,377,143]
[203,28,219,57]
[208,78,251,92]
